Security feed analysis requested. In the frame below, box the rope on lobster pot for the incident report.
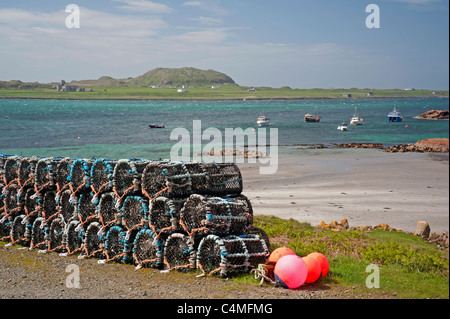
[29,217,47,250]
[96,192,120,229]
[76,192,97,226]
[60,220,85,256]
[57,189,76,224]
[163,232,196,272]
[98,225,127,264]
[202,163,243,196]
[68,159,92,197]
[90,159,116,201]
[18,156,39,190]
[11,214,28,246]
[179,194,251,238]
[141,161,206,199]
[132,227,164,269]
[121,195,149,233]
[47,216,66,253]
[34,157,59,195]
[41,190,58,223]
[55,158,73,196]
[148,196,186,236]
[112,159,149,202]
[196,234,269,278]
[82,221,105,259]
[3,156,21,187]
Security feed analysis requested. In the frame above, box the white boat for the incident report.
[350,107,364,126]
[257,116,270,127]
[337,123,348,131]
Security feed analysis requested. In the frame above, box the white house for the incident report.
[177,88,186,93]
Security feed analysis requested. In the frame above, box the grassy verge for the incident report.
[1,86,447,100]
[253,215,449,299]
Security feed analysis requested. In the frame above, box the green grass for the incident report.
[1,86,447,100]
[253,215,449,299]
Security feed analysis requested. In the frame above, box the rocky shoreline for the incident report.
[415,110,449,120]
[385,138,449,153]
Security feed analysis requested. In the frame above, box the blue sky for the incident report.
[0,0,448,89]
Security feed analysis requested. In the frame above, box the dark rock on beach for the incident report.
[335,143,384,149]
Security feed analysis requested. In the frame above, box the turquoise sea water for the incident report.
[0,97,448,160]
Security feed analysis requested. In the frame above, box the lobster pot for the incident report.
[112,159,149,200]
[2,183,20,216]
[21,187,38,218]
[148,196,186,235]
[57,189,76,223]
[30,217,47,249]
[202,163,242,196]
[18,156,39,189]
[97,192,120,228]
[55,158,73,194]
[40,190,58,221]
[163,232,196,271]
[47,216,66,252]
[180,195,253,237]
[3,156,21,186]
[132,228,164,269]
[34,158,59,193]
[121,195,149,232]
[11,214,27,245]
[90,159,117,197]
[64,220,84,255]
[103,225,135,264]
[83,221,105,258]
[197,234,269,277]
[141,161,205,199]
[76,192,96,224]
[69,159,92,196]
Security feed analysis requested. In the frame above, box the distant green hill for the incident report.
[69,67,236,88]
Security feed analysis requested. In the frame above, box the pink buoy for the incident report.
[274,255,308,289]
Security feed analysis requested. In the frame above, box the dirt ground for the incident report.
[0,241,374,300]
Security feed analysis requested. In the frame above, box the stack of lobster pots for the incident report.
[1,154,270,278]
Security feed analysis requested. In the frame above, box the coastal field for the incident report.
[0,86,448,100]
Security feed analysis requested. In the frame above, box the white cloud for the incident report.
[114,0,174,13]
[189,16,223,25]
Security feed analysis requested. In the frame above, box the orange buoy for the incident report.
[307,252,329,277]
[302,255,321,283]
[268,247,296,264]
[274,255,308,289]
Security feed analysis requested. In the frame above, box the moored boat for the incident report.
[257,116,271,127]
[350,107,364,126]
[388,107,403,122]
[304,113,321,123]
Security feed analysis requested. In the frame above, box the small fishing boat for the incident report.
[350,107,364,126]
[337,123,348,131]
[304,113,321,123]
[149,124,165,129]
[388,107,403,122]
[257,116,271,127]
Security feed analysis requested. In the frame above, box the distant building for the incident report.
[367,92,374,97]
[247,87,256,91]
[343,93,352,98]
[211,86,220,89]
[404,88,416,91]
[177,88,186,93]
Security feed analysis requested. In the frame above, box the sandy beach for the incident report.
[239,147,449,234]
